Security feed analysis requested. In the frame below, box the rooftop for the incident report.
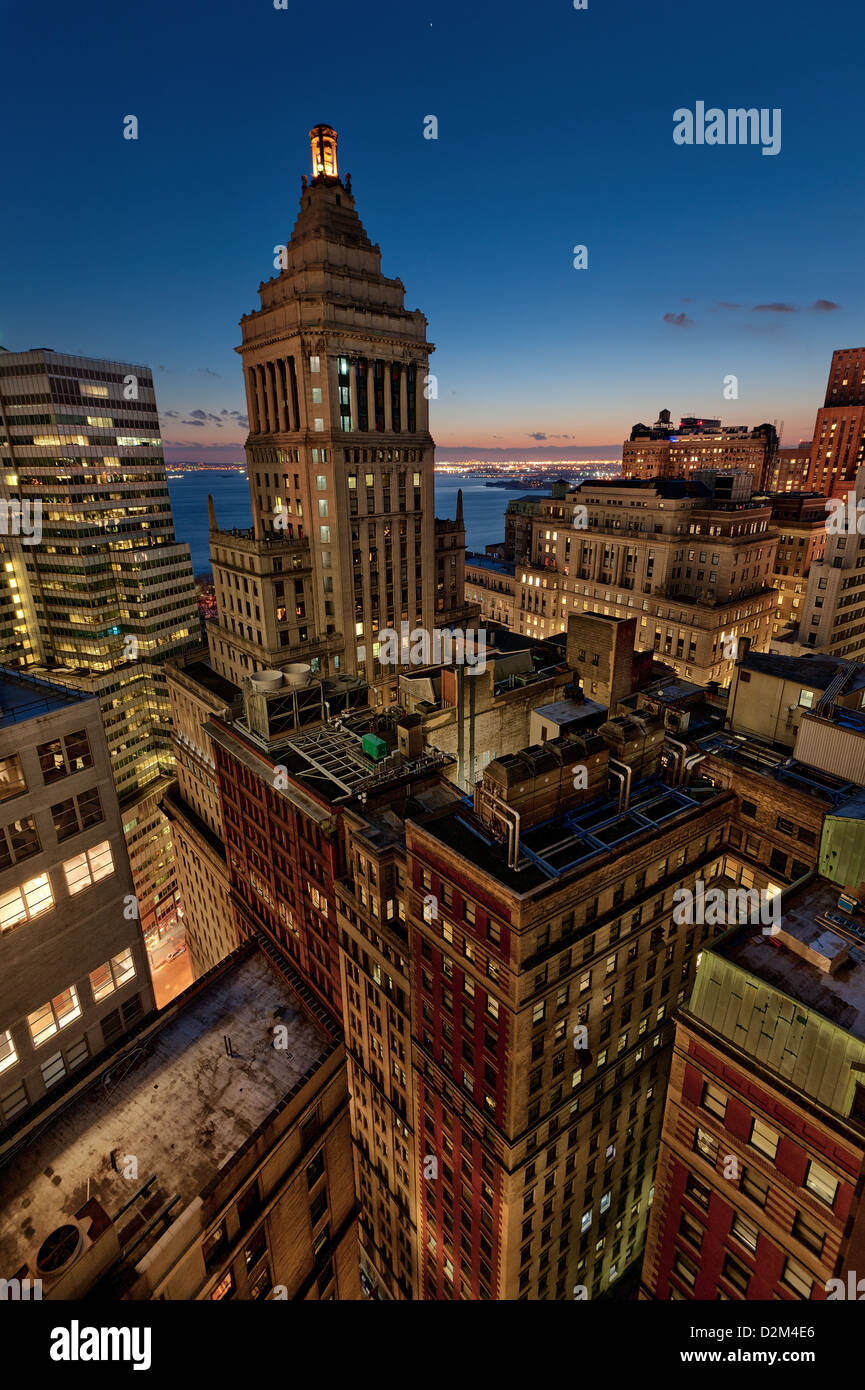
[697,729,860,804]
[0,948,334,1280]
[0,667,91,728]
[180,660,242,707]
[419,775,723,896]
[465,554,517,577]
[533,698,608,726]
[739,651,865,692]
[714,877,865,1044]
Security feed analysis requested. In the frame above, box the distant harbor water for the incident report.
[167,470,539,574]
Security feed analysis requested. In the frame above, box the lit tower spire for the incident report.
[310,123,338,180]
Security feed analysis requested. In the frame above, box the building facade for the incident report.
[0,347,199,938]
[207,125,463,704]
[0,669,153,1137]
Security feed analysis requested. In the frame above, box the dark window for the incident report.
[306,1149,325,1189]
[203,1222,228,1272]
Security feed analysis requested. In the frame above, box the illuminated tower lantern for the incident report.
[208,124,443,705]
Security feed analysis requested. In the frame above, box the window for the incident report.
[701,1080,727,1120]
[27,985,81,1046]
[0,873,54,932]
[0,815,41,867]
[52,788,104,841]
[694,1127,719,1165]
[679,1209,704,1251]
[0,1029,18,1075]
[210,1269,235,1300]
[804,1159,838,1207]
[730,1212,758,1252]
[89,948,136,1002]
[739,1166,768,1207]
[37,729,93,783]
[532,1001,546,1025]
[740,799,757,819]
[673,1251,698,1289]
[781,1255,812,1298]
[306,1150,325,1188]
[0,753,26,803]
[63,841,114,895]
[722,1253,751,1295]
[244,1226,267,1271]
[749,1116,779,1160]
[685,1174,710,1209]
[792,1208,825,1255]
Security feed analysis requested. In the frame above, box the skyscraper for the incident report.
[0,349,199,936]
[207,125,442,704]
[808,348,865,497]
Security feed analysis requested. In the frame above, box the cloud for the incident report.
[663,312,694,327]
[811,299,841,312]
[714,301,743,310]
[528,432,547,440]
[197,367,221,378]
[752,302,796,313]
[161,410,181,420]
[177,407,249,429]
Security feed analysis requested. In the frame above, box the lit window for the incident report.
[0,1029,18,1075]
[0,873,54,932]
[89,948,136,1003]
[309,356,320,373]
[63,841,114,896]
[749,1116,779,1160]
[27,985,81,1047]
[804,1159,838,1207]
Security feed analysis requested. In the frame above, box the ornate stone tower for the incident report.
[208,125,438,703]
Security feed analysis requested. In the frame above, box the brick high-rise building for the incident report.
[407,730,736,1299]
[808,349,865,497]
[764,445,813,494]
[0,348,199,939]
[641,876,865,1301]
[207,125,464,705]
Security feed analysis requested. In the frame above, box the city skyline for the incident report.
[2,0,863,459]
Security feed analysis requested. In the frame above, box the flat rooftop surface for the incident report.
[698,730,859,804]
[182,660,241,705]
[0,951,332,1275]
[740,651,865,692]
[534,698,607,724]
[422,776,720,895]
[716,878,865,1040]
[465,555,516,576]
[0,669,88,727]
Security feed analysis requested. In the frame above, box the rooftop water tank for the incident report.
[283,663,312,688]
[250,669,284,692]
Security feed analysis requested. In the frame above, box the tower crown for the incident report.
[309,124,338,180]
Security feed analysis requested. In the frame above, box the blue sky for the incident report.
[1,0,861,458]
